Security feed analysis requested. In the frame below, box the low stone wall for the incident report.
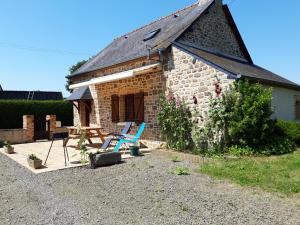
[0,129,31,144]
[0,115,34,144]
[0,115,64,144]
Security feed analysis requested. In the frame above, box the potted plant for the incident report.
[27,154,43,169]
[130,143,140,156]
[4,141,14,154]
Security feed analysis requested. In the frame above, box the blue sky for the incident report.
[0,0,299,97]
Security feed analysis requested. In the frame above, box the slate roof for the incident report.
[0,91,63,100]
[67,86,93,101]
[69,0,214,77]
[174,42,300,90]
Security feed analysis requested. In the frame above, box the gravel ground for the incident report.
[0,153,300,225]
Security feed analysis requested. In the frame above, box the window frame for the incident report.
[111,92,144,124]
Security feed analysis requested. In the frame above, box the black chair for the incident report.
[44,132,69,166]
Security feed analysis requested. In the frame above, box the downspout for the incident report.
[146,45,165,63]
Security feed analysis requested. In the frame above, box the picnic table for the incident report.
[64,126,108,146]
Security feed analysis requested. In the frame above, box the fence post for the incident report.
[23,115,34,142]
[46,115,56,139]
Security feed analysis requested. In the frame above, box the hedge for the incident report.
[0,100,73,129]
[275,120,300,145]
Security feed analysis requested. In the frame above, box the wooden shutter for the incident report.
[134,92,144,124]
[125,94,135,121]
[111,95,119,123]
[296,101,300,119]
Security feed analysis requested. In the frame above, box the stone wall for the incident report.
[0,129,29,144]
[178,0,246,61]
[164,46,234,125]
[71,57,160,129]
[71,46,235,144]
[0,115,34,144]
[92,69,166,142]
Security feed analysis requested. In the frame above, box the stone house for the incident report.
[67,0,300,147]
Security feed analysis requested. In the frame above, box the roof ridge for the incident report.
[114,2,198,40]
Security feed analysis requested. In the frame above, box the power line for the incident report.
[0,41,92,56]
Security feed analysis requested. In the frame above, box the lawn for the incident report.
[199,150,300,195]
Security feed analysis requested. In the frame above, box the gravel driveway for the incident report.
[0,153,299,225]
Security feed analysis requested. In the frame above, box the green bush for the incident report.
[200,79,296,156]
[258,137,296,156]
[0,100,73,129]
[227,139,296,156]
[203,79,275,150]
[275,120,300,145]
[157,94,194,151]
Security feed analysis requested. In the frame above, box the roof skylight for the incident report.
[143,28,161,41]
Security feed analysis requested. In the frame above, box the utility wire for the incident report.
[0,41,92,56]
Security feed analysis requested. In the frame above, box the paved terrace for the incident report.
[0,139,135,174]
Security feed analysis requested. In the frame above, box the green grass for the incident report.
[199,151,300,195]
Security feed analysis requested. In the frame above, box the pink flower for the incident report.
[176,98,182,107]
[167,92,175,102]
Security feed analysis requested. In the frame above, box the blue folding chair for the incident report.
[113,123,146,152]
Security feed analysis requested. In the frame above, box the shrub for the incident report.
[227,139,296,156]
[0,100,73,129]
[201,79,295,155]
[275,120,300,145]
[157,94,194,151]
[258,137,296,156]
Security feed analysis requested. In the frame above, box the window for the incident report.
[143,29,161,41]
[111,92,144,124]
[296,101,300,120]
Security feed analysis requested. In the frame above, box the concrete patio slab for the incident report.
[0,139,138,174]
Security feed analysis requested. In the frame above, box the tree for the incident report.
[65,59,88,93]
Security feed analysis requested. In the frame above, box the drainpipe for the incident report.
[158,48,165,63]
[146,45,165,63]
[146,45,152,60]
